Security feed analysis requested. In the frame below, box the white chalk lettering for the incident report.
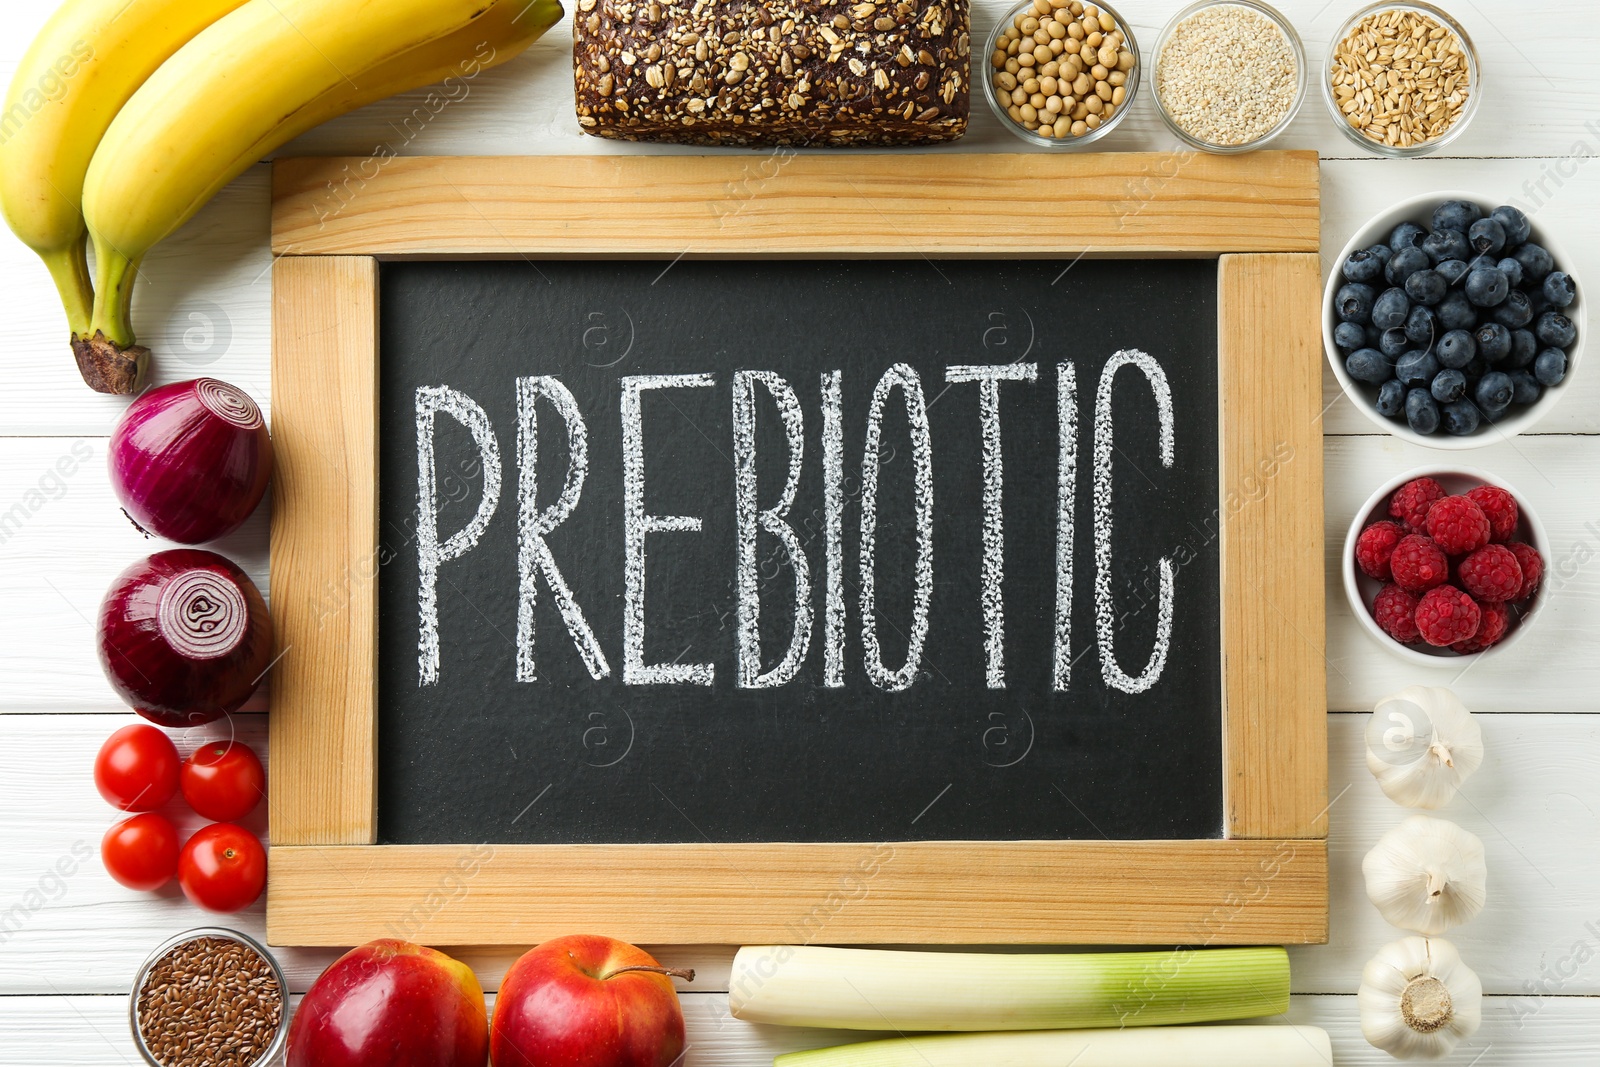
[621,374,717,685]
[1092,350,1175,694]
[821,370,845,688]
[1053,361,1078,691]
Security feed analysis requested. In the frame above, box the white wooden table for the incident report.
[3,1,1597,1062]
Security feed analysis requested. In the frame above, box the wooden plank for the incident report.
[268,257,380,845]
[266,839,1327,947]
[270,152,1320,257]
[1219,254,1327,840]
[6,991,1600,1067]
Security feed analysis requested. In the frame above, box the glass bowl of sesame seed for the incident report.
[1321,1,1480,156]
[130,928,288,1067]
[1150,0,1306,153]
[982,0,1141,148]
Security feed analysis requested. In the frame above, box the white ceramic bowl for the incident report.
[1324,190,1584,448]
[1343,466,1550,666]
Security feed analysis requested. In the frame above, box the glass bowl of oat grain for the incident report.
[1322,1,1479,156]
[131,928,288,1067]
[1152,0,1306,153]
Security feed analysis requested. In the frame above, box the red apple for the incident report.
[491,935,694,1067]
[287,939,488,1067]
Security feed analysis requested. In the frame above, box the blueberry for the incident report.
[1341,248,1384,282]
[1435,259,1470,285]
[1536,311,1577,348]
[1386,246,1432,287]
[1405,304,1437,346]
[1406,388,1441,434]
[1441,400,1481,436]
[1509,328,1538,368]
[1476,371,1515,414]
[1524,289,1553,321]
[1544,271,1576,308]
[1396,349,1440,389]
[1490,289,1534,328]
[1373,287,1411,329]
[1366,324,1386,347]
[1436,328,1477,368]
[1509,369,1543,406]
[1496,256,1524,289]
[1369,242,1395,265]
[1465,267,1510,307]
[1431,367,1467,403]
[1475,322,1512,362]
[1346,347,1395,384]
[1463,357,1489,383]
[1405,268,1447,306]
[1390,221,1428,250]
[1334,320,1368,350]
[1492,205,1532,245]
[1535,348,1569,387]
[1468,217,1507,256]
[1376,379,1407,418]
[1335,282,1376,323]
[1433,200,1483,233]
[1436,291,1478,330]
[1422,228,1471,264]
[1380,327,1411,358]
[1513,242,1555,282]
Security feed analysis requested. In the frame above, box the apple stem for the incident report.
[607,964,696,983]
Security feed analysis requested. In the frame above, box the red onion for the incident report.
[109,378,272,544]
[97,550,273,728]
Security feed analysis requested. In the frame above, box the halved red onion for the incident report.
[97,550,273,727]
[109,378,272,544]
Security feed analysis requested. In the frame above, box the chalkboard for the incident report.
[375,258,1222,846]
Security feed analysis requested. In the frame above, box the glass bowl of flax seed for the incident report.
[1322,1,1480,156]
[131,928,288,1067]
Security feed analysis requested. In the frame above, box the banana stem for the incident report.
[75,234,149,395]
[41,239,93,338]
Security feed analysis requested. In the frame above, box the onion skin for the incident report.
[109,378,272,544]
[97,550,273,727]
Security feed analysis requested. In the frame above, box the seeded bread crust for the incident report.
[573,0,970,146]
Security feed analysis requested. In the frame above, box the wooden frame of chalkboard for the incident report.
[264,152,1327,948]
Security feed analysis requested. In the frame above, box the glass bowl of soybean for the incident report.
[982,0,1141,148]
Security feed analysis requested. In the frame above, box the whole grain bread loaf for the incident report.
[573,0,970,146]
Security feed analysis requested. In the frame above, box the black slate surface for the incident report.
[376,258,1223,845]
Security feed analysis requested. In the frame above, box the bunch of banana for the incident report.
[2,0,562,394]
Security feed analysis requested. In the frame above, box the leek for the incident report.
[774,1026,1333,1067]
[729,945,1290,1031]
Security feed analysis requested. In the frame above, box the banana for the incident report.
[82,0,563,391]
[0,0,252,393]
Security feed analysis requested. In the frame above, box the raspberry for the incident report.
[1389,477,1445,531]
[1457,544,1523,603]
[1466,485,1519,542]
[1451,601,1510,654]
[1372,583,1421,643]
[1415,585,1482,647]
[1425,495,1491,556]
[1389,534,1449,593]
[1356,521,1406,581]
[1507,542,1543,600]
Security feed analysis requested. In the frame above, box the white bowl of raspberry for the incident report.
[1344,466,1550,665]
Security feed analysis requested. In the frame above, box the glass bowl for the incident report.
[1321,1,1479,157]
[1149,0,1306,153]
[130,927,289,1067]
[981,0,1142,148]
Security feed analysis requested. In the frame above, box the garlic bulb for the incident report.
[1364,815,1487,934]
[1359,937,1482,1060]
[1365,686,1484,809]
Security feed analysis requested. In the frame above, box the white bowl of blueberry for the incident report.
[1324,192,1581,446]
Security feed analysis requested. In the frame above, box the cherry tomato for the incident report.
[178,823,266,912]
[181,740,266,822]
[93,724,179,811]
[102,812,180,891]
